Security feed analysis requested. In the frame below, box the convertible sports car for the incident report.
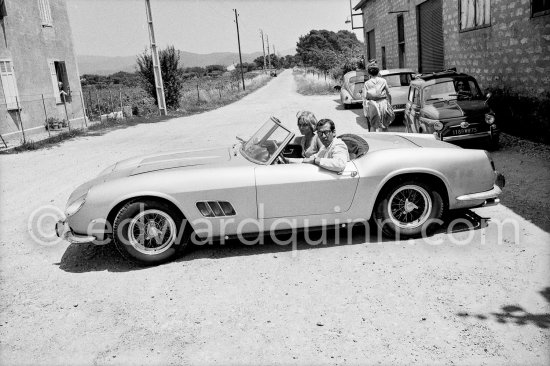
[56,117,504,264]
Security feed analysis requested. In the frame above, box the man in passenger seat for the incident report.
[287,119,349,173]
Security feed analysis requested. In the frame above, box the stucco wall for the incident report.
[358,0,550,98]
[0,0,84,137]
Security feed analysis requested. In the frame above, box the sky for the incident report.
[66,0,364,57]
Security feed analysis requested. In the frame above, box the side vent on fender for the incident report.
[196,201,236,217]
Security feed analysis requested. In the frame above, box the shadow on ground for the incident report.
[457,287,550,329]
[57,209,488,273]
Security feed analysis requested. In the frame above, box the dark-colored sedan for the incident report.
[404,70,499,149]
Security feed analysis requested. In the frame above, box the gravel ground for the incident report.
[0,70,548,365]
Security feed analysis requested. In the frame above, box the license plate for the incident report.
[452,128,477,135]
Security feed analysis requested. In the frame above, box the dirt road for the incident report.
[1,70,549,365]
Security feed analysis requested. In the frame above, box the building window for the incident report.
[48,60,71,104]
[0,60,20,110]
[38,0,52,26]
[459,0,491,31]
[381,47,387,69]
[397,15,406,68]
[366,30,376,61]
[532,0,550,17]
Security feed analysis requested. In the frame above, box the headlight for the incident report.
[433,121,444,131]
[485,113,495,125]
[65,192,88,216]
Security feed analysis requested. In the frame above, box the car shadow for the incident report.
[456,287,550,329]
[57,209,488,273]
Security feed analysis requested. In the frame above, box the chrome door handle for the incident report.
[338,171,358,177]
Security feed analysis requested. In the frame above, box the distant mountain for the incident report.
[77,48,295,75]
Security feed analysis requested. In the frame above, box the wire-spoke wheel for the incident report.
[128,209,177,255]
[388,185,432,229]
[373,179,444,239]
[113,200,189,265]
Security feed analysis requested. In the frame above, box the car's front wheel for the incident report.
[112,200,188,265]
[373,180,444,239]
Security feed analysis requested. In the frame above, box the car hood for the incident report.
[421,100,488,120]
[101,147,234,178]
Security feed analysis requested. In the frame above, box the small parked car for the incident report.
[379,68,415,116]
[56,117,504,265]
[338,70,368,108]
[404,69,499,149]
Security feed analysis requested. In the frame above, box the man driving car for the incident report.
[287,119,349,172]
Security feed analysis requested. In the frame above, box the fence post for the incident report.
[79,91,88,127]
[108,89,113,113]
[41,94,51,137]
[0,134,6,148]
[62,93,71,131]
[196,83,200,104]
[119,89,123,119]
[87,91,93,120]
[218,85,222,99]
[15,96,26,144]
[96,90,101,119]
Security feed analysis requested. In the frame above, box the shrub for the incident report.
[136,45,185,109]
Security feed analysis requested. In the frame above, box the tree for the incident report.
[136,45,184,109]
[295,29,363,76]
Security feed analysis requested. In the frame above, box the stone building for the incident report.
[0,0,84,139]
[353,0,550,98]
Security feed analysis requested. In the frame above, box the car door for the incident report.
[404,87,416,132]
[406,87,422,133]
[254,161,360,219]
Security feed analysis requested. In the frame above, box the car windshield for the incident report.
[240,117,293,164]
[383,73,413,87]
[423,78,483,103]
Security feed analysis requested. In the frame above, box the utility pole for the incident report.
[233,9,246,91]
[260,29,267,74]
[144,0,166,115]
[266,34,271,70]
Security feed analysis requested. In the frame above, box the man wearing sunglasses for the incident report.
[289,119,349,172]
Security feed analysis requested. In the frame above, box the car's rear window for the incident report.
[349,75,368,84]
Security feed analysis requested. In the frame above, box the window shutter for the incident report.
[0,60,20,110]
[38,0,52,26]
[48,60,61,103]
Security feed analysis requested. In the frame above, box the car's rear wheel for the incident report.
[112,200,188,265]
[373,180,444,238]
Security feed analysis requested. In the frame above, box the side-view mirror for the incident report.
[333,85,342,91]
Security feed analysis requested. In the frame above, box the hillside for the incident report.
[77,49,295,75]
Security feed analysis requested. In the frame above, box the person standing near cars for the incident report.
[362,60,394,132]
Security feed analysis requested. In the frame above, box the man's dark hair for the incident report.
[317,119,335,132]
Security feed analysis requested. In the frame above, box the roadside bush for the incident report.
[294,69,338,95]
[487,88,550,144]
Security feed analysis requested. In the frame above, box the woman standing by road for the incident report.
[362,60,395,132]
